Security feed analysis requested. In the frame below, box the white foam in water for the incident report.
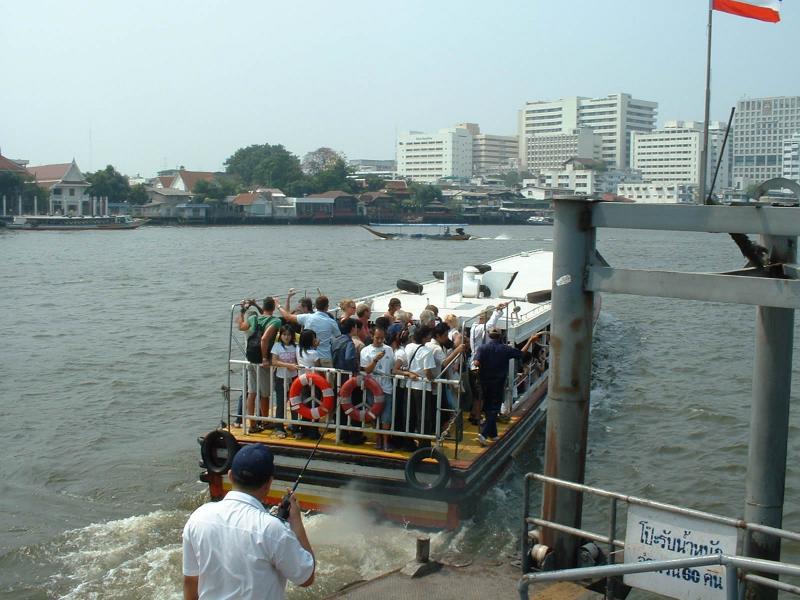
[51,510,184,600]
[494,233,511,240]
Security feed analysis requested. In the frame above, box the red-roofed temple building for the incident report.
[27,159,92,215]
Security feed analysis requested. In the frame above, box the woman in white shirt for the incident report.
[270,325,299,438]
[294,329,321,440]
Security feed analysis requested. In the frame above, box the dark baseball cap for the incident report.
[231,443,274,487]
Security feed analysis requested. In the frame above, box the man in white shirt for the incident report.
[426,322,465,410]
[468,302,509,424]
[403,326,437,448]
[182,444,315,600]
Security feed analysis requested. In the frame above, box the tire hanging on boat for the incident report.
[404,447,451,492]
[338,375,385,423]
[288,372,335,420]
[201,429,240,475]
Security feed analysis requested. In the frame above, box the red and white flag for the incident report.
[712,0,781,22]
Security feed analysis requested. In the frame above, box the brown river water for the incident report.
[0,224,797,599]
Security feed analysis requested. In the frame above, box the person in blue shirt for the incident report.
[279,295,341,367]
[472,329,541,445]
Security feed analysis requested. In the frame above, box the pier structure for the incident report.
[542,188,799,600]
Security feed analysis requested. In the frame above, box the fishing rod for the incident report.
[275,414,332,520]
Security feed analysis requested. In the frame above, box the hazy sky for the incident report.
[2,0,797,176]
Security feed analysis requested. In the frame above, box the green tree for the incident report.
[224,144,304,189]
[364,175,386,191]
[129,184,149,205]
[408,182,442,212]
[0,171,48,213]
[309,158,357,194]
[193,176,240,203]
[85,165,131,202]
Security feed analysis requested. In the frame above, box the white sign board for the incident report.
[624,505,737,600]
[442,271,461,307]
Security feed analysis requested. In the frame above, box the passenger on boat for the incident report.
[182,444,315,599]
[467,302,509,425]
[383,297,401,321]
[472,329,539,446]
[270,325,300,439]
[355,303,371,343]
[337,298,357,330]
[295,330,321,440]
[387,310,412,347]
[280,296,340,368]
[427,322,465,410]
[332,318,365,445]
[404,326,436,449]
[425,304,441,326]
[350,320,365,355]
[443,314,462,346]
[360,327,397,452]
[237,297,282,432]
[418,309,436,329]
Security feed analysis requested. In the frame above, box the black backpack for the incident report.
[246,318,265,364]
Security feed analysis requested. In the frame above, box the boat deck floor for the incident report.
[229,415,519,468]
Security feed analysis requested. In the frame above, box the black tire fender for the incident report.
[397,279,424,294]
[404,447,451,492]
[201,430,239,475]
[473,264,492,274]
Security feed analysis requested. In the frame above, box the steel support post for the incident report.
[744,234,797,600]
[541,197,596,568]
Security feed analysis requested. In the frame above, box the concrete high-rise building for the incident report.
[519,93,658,169]
[455,123,518,175]
[631,120,730,190]
[525,128,601,171]
[732,95,800,189]
[396,127,473,183]
[782,133,800,184]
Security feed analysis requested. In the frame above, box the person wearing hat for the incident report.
[182,444,315,599]
[472,329,540,446]
[467,302,509,425]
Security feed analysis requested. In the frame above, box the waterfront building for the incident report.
[0,153,28,174]
[617,182,696,204]
[232,191,273,217]
[732,95,800,189]
[294,191,359,220]
[27,159,91,215]
[397,127,473,183]
[630,120,730,192]
[524,128,600,171]
[137,187,193,218]
[169,169,218,192]
[454,123,518,176]
[518,93,657,169]
[527,158,641,196]
[782,132,800,184]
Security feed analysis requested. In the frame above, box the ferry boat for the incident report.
[7,214,147,230]
[197,249,557,529]
[361,223,476,240]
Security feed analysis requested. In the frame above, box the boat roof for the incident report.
[359,249,553,341]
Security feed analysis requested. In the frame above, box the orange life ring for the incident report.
[338,375,385,423]
[288,372,335,420]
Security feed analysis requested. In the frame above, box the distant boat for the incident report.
[361,223,475,240]
[527,215,553,226]
[7,214,147,231]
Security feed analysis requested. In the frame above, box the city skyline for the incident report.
[2,0,798,177]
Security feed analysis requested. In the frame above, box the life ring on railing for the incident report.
[404,447,451,492]
[201,429,240,475]
[338,375,385,423]
[288,372,335,420]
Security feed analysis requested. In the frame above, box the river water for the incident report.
[0,224,797,599]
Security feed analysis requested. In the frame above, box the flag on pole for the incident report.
[712,0,781,22]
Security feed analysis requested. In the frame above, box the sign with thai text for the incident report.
[624,505,737,600]
[443,271,461,307]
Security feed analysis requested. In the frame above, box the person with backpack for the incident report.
[332,318,365,445]
[237,297,282,432]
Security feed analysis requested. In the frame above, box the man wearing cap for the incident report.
[472,329,539,446]
[467,302,509,425]
[182,444,315,599]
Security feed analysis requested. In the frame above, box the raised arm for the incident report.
[285,288,296,313]
[441,343,465,371]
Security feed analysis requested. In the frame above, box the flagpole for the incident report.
[699,0,713,204]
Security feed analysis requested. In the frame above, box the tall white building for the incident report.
[631,120,730,190]
[732,95,800,189]
[782,133,800,184]
[525,128,600,171]
[519,93,657,169]
[396,127,473,183]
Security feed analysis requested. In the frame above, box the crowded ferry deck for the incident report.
[198,249,557,529]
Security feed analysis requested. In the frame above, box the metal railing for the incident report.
[518,553,800,600]
[521,473,800,600]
